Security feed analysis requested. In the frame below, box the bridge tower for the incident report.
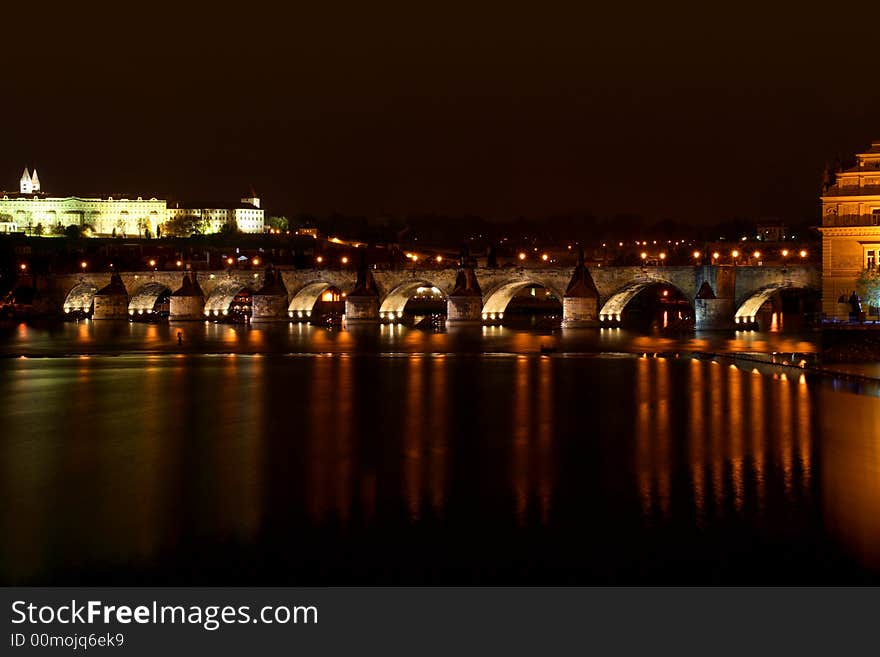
[446,248,483,324]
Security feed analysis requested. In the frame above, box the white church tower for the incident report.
[20,168,32,194]
[31,168,40,192]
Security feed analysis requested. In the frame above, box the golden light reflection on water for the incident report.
[307,355,354,523]
[633,357,818,526]
[512,356,556,525]
[4,351,880,582]
[820,389,880,571]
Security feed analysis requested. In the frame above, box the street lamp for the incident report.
[436,255,443,263]
[712,251,720,262]
[316,256,323,264]
[341,256,349,264]
[19,263,27,271]
[659,252,666,262]
[518,252,527,261]
[693,250,701,261]
[80,261,87,271]
[541,253,549,262]
[252,257,260,266]
[731,250,739,265]
[799,250,807,258]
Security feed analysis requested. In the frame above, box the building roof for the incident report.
[168,200,261,211]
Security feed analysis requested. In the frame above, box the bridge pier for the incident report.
[251,268,290,322]
[446,266,483,325]
[561,250,600,328]
[169,273,205,320]
[694,298,735,330]
[92,273,129,320]
[344,261,380,323]
[693,278,735,330]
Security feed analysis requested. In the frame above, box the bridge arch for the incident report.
[63,281,98,315]
[287,281,340,319]
[204,279,253,317]
[734,283,818,324]
[379,279,446,320]
[481,279,566,320]
[599,279,692,322]
[128,282,172,317]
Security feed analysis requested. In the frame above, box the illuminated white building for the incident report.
[165,195,264,234]
[0,169,264,236]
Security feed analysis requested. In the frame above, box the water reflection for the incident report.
[633,357,816,528]
[1,352,880,584]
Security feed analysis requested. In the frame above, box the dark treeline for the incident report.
[296,212,820,249]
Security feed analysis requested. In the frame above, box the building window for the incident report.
[867,250,876,270]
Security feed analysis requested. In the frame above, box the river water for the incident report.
[1,321,879,584]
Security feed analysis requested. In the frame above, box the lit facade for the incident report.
[0,170,264,236]
[165,198,264,234]
[819,140,880,319]
[0,193,166,237]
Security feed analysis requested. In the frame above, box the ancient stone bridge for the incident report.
[30,262,820,329]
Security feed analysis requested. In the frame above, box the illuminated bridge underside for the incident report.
[204,280,250,314]
[482,281,565,317]
[599,280,687,319]
[128,282,171,313]
[379,280,443,316]
[288,281,334,316]
[63,282,98,312]
[735,284,791,321]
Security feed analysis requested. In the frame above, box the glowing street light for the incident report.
[19,263,27,271]
[781,249,789,258]
[176,260,183,267]
[316,256,324,264]
[659,252,666,261]
[753,251,761,259]
[80,261,87,270]
[226,257,234,266]
[436,255,443,263]
[518,252,527,261]
[731,250,739,261]
[799,249,807,258]
[712,251,720,261]
[341,256,349,264]
[640,252,647,261]
[693,250,701,260]
[149,259,156,268]
[541,253,549,262]
[411,255,419,262]
[252,257,260,266]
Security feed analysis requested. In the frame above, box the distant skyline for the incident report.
[4,3,880,224]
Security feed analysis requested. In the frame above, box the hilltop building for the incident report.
[166,195,264,234]
[819,140,880,318]
[0,169,264,236]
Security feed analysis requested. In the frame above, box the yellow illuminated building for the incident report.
[819,141,880,319]
[0,169,264,236]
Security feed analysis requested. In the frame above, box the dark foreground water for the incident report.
[1,322,879,584]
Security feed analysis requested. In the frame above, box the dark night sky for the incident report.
[4,3,880,224]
